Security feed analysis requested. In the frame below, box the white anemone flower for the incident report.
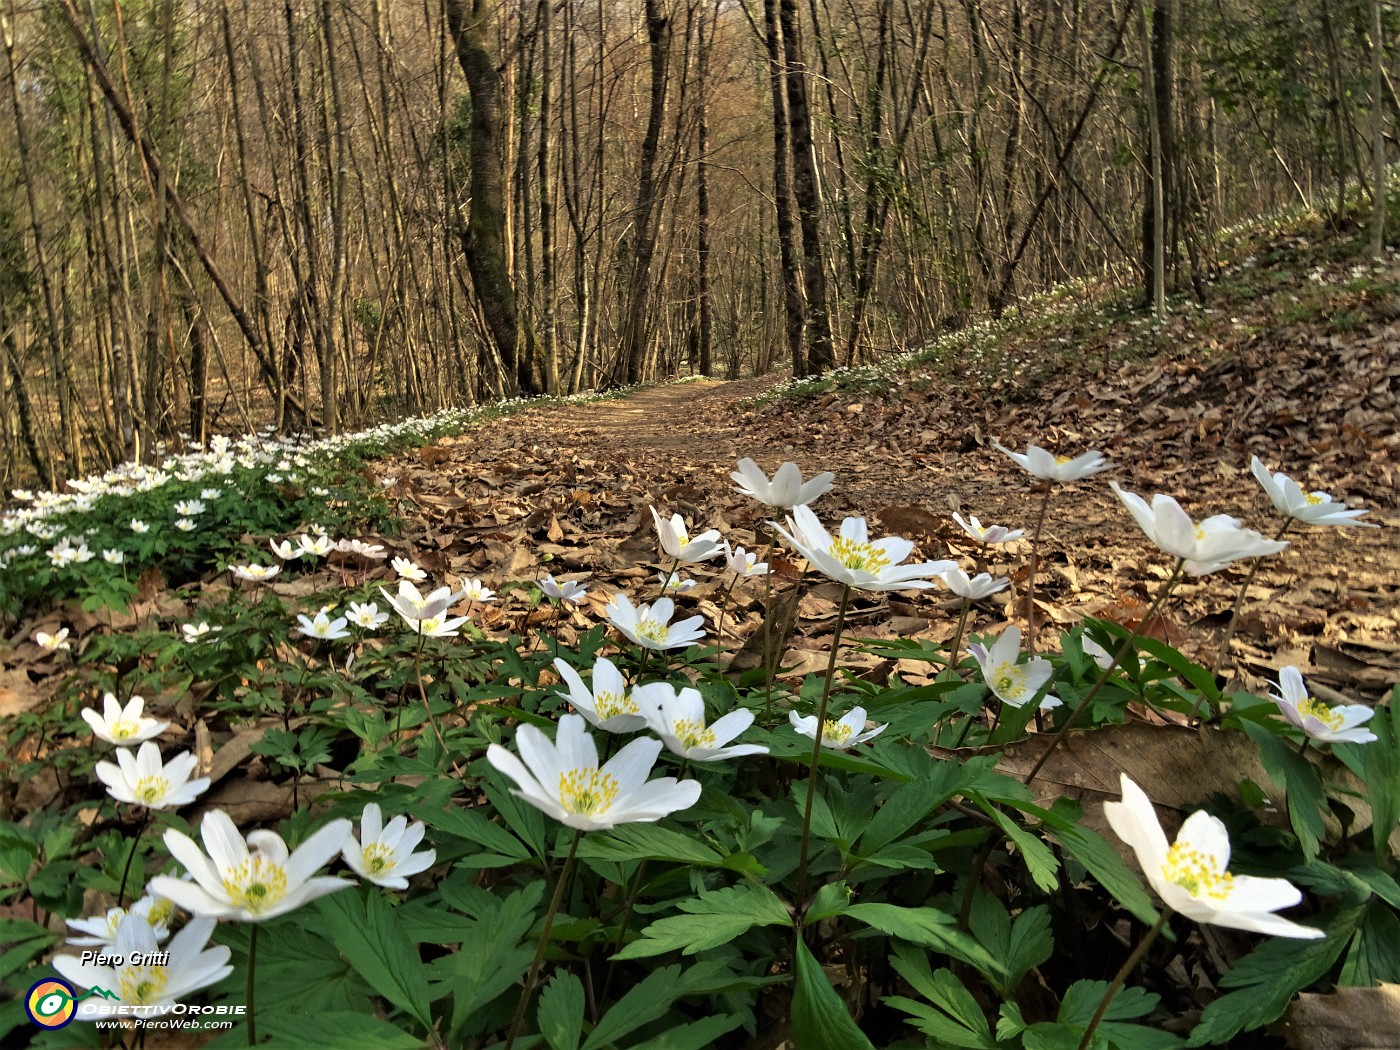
[379,580,461,622]
[296,611,351,641]
[231,563,281,582]
[486,713,702,831]
[967,626,1062,710]
[655,570,697,593]
[730,458,835,510]
[269,538,299,560]
[102,549,125,565]
[342,803,436,890]
[769,505,954,592]
[408,613,470,638]
[95,742,210,810]
[951,513,1025,545]
[1110,483,1289,575]
[724,544,770,578]
[1080,634,1117,671]
[460,578,497,602]
[541,573,589,604]
[789,706,888,749]
[606,593,706,652]
[181,622,220,644]
[554,656,648,732]
[347,601,389,630]
[1249,457,1375,528]
[298,534,335,557]
[35,628,72,652]
[174,518,197,532]
[53,913,233,1020]
[82,694,169,746]
[994,443,1113,482]
[173,499,205,516]
[633,683,769,762]
[66,895,170,948]
[1104,775,1324,938]
[149,810,354,922]
[392,556,427,581]
[1270,666,1376,744]
[649,507,725,563]
[938,567,1010,601]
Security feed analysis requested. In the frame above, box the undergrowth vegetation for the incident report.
[0,406,1394,1049]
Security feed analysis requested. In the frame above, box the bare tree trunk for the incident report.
[779,0,834,372]
[619,0,671,386]
[1138,0,1165,315]
[1370,0,1387,260]
[444,0,540,396]
[695,0,716,376]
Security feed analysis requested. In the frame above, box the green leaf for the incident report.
[983,804,1059,893]
[317,891,434,1030]
[885,943,997,1049]
[582,964,683,1049]
[574,824,724,866]
[1049,800,1160,925]
[1340,902,1400,986]
[845,903,1004,977]
[1241,720,1326,857]
[1187,906,1361,1046]
[611,884,792,960]
[791,937,876,1050]
[858,768,969,855]
[1359,698,1399,858]
[1133,635,1220,707]
[415,803,532,860]
[969,896,1052,992]
[538,971,585,1050]
[625,1013,745,1050]
[253,1011,426,1049]
[1058,979,1157,1024]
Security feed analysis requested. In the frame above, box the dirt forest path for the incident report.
[381,328,1398,707]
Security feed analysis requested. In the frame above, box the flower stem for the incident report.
[1077,911,1169,1050]
[758,536,778,720]
[247,923,259,1046]
[795,584,852,913]
[1210,518,1294,681]
[116,811,150,907]
[505,828,583,1050]
[1025,485,1055,656]
[715,573,741,663]
[1023,559,1185,787]
[946,599,972,679]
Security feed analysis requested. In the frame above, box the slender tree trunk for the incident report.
[758,0,806,376]
[779,0,834,372]
[1370,0,1387,260]
[1138,0,1165,315]
[444,0,540,396]
[619,0,671,386]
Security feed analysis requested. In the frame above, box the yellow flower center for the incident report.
[134,775,170,806]
[418,617,444,633]
[1055,455,1072,465]
[146,898,174,927]
[111,721,138,741]
[118,966,168,1005]
[828,537,891,574]
[991,662,1028,701]
[558,769,619,816]
[822,720,854,745]
[220,857,289,915]
[1298,697,1345,731]
[674,718,717,750]
[1304,493,1325,506]
[595,691,639,720]
[1162,842,1235,901]
[676,530,690,547]
[634,618,669,644]
[361,843,396,876]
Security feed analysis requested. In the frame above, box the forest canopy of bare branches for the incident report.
[0,0,1391,489]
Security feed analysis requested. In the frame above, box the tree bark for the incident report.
[444,0,540,396]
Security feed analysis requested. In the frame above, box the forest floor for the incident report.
[376,223,1400,724]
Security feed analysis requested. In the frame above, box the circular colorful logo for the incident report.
[25,978,78,1029]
